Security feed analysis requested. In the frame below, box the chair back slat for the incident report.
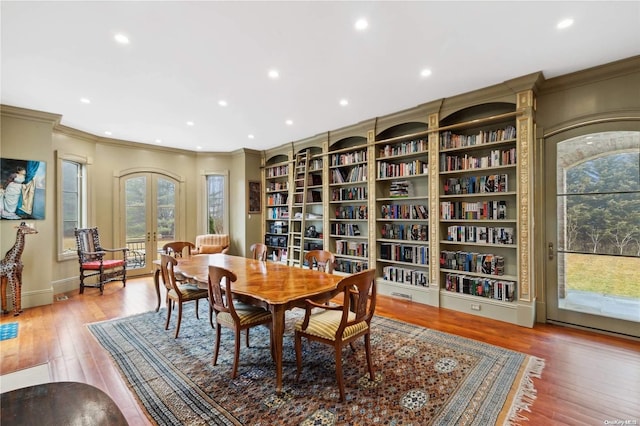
[207,265,238,317]
[304,250,336,273]
[159,254,179,292]
[337,269,376,329]
[162,241,195,258]
[75,227,102,262]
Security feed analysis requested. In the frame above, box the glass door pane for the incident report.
[124,175,148,271]
[155,176,177,258]
[548,130,640,337]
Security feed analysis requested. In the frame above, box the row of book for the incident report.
[330,223,361,236]
[267,207,289,220]
[266,165,289,177]
[330,150,367,166]
[439,148,517,172]
[444,273,516,302]
[308,159,323,171]
[378,138,428,159]
[439,126,516,150]
[267,181,288,191]
[440,250,505,276]
[382,266,429,287]
[335,259,368,274]
[331,186,367,201]
[440,200,507,220]
[445,225,514,245]
[442,174,508,195]
[380,244,429,265]
[331,165,367,184]
[377,160,428,178]
[335,205,368,220]
[380,204,428,220]
[267,193,287,206]
[380,223,428,241]
[335,240,368,257]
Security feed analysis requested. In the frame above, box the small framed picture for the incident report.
[248,180,262,214]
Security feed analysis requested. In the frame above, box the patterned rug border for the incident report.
[88,307,545,425]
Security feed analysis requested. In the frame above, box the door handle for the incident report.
[548,242,554,260]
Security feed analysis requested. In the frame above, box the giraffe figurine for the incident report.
[1,222,38,316]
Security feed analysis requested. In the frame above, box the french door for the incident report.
[120,172,181,276]
[545,126,640,337]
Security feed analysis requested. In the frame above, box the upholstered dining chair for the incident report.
[194,234,230,254]
[162,241,195,258]
[294,268,377,401]
[250,243,268,261]
[304,249,336,273]
[160,254,209,338]
[74,227,128,295]
[207,265,273,378]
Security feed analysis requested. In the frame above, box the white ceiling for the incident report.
[2,1,639,153]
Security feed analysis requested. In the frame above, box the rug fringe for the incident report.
[504,356,545,426]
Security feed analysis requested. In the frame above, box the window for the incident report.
[58,155,88,259]
[205,172,228,234]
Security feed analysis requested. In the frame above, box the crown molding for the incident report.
[0,104,62,125]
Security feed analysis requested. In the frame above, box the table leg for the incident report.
[269,304,286,393]
[154,268,161,312]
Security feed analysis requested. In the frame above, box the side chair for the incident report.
[208,265,273,378]
[74,227,128,295]
[160,254,209,338]
[294,268,377,401]
[162,241,195,258]
[250,243,268,261]
[304,249,336,273]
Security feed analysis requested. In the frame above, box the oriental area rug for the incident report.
[88,305,544,425]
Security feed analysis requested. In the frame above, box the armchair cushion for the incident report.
[199,244,224,254]
[81,259,126,270]
[195,234,230,254]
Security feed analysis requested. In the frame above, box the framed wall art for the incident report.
[0,157,46,220]
[248,180,262,214]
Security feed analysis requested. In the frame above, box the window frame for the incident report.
[202,170,229,235]
[56,152,90,261]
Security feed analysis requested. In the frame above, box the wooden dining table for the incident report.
[153,253,344,393]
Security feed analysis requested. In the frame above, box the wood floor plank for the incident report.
[1,276,639,425]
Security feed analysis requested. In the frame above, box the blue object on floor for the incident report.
[0,322,18,341]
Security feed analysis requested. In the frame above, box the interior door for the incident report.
[122,172,179,276]
[544,127,640,337]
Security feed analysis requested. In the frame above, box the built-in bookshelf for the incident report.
[329,137,369,274]
[264,155,290,262]
[438,107,519,310]
[374,123,432,302]
[301,148,325,266]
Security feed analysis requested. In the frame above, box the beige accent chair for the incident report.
[194,234,230,254]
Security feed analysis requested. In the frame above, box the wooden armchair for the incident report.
[160,254,209,338]
[74,227,128,295]
[194,234,230,254]
[208,265,273,378]
[304,250,335,273]
[294,269,377,401]
[162,241,195,258]
[250,243,268,261]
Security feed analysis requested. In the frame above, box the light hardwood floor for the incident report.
[1,277,638,425]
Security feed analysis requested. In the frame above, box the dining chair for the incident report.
[304,249,336,273]
[294,268,377,401]
[207,265,273,378]
[250,243,268,261]
[162,241,195,258]
[160,254,209,338]
[74,227,128,295]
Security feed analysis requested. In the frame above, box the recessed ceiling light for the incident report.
[104,131,112,135]
[355,18,368,31]
[248,134,255,139]
[268,69,279,79]
[218,100,228,107]
[339,99,349,106]
[196,146,202,150]
[114,33,130,44]
[155,139,162,144]
[80,98,91,104]
[186,121,195,126]
[420,68,432,78]
[557,18,574,30]
[285,119,293,126]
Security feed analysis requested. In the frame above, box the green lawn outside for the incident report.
[566,253,640,298]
